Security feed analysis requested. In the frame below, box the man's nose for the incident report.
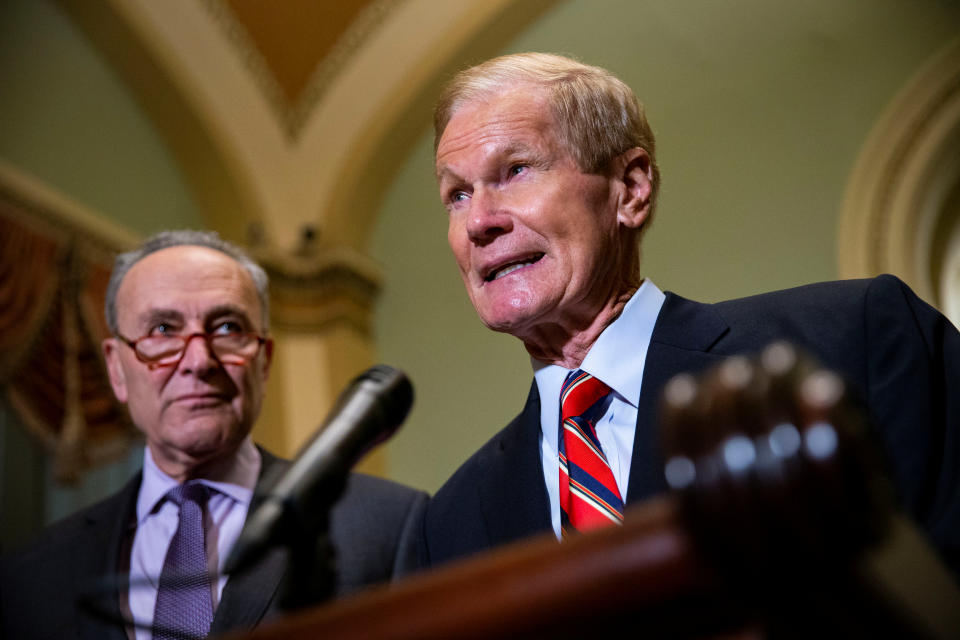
[465,187,513,245]
[178,334,218,374]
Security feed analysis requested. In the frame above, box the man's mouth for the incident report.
[172,393,229,406]
[484,253,545,282]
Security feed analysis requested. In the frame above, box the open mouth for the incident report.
[484,253,545,282]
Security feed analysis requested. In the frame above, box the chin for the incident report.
[171,419,238,449]
[478,306,543,337]
[481,317,520,335]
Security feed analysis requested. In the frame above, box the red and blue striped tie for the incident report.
[559,369,624,536]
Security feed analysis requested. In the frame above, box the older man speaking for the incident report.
[421,53,960,577]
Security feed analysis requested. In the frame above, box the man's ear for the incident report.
[614,147,654,230]
[102,338,128,403]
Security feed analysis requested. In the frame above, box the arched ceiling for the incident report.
[54,0,558,252]
[34,0,560,462]
[839,39,960,307]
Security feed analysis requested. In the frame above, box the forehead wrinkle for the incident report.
[442,116,547,153]
[436,133,550,185]
[437,85,555,162]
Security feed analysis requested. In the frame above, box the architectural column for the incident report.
[252,233,387,476]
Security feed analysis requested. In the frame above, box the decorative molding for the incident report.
[838,38,960,309]
[200,0,402,139]
[55,0,559,252]
[47,0,559,463]
[252,237,382,335]
[288,0,397,137]
[0,160,141,258]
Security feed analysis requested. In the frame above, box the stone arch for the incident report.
[51,0,558,460]
[838,38,960,326]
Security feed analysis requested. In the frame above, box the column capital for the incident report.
[253,241,382,336]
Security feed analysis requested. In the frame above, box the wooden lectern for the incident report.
[219,346,960,639]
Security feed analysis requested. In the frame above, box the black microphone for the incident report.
[225,364,413,575]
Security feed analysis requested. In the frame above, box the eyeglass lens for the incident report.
[136,334,260,365]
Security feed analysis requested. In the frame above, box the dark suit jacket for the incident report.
[421,275,960,576]
[0,449,428,640]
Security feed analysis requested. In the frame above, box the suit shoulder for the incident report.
[712,277,876,316]
[661,277,912,375]
[3,475,137,560]
[330,472,427,535]
[708,275,930,337]
[326,473,428,588]
[1,475,136,638]
[341,472,428,505]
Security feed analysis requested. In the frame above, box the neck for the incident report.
[522,285,638,369]
[150,436,254,484]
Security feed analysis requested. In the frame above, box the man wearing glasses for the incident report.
[1,231,427,640]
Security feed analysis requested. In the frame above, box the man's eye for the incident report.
[508,164,528,177]
[149,323,175,336]
[213,321,244,335]
[451,191,469,203]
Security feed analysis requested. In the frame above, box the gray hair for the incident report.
[104,230,270,335]
[434,52,661,214]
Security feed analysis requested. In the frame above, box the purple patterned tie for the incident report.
[153,482,213,640]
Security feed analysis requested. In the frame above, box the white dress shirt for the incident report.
[127,436,260,640]
[534,280,666,539]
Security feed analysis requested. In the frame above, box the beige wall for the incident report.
[0,0,202,235]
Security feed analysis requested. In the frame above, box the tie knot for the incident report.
[560,369,611,423]
[165,482,211,508]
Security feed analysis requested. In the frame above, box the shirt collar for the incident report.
[135,436,261,524]
[579,280,665,407]
[534,279,666,446]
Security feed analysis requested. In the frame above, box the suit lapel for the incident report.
[209,450,289,634]
[627,292,730,504]
[478,382,553,546]
[209,544,286,633]
[474,292,731,537]
[77,475,141,640]
[70,451,289,638]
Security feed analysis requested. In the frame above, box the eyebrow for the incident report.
[204,304,254,324]
[435,165,456,183]
[436,158,467,183]
[136,309,182,330]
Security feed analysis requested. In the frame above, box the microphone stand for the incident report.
[275,477,345,611]
[226,365,413,611]
[281,520,335,611]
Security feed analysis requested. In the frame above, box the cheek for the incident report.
[232,366,261,406]
[127,367,161,399]
[447,221,468,269]
[124,381,163,433]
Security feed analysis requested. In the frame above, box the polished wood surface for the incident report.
[220,497,749,640]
